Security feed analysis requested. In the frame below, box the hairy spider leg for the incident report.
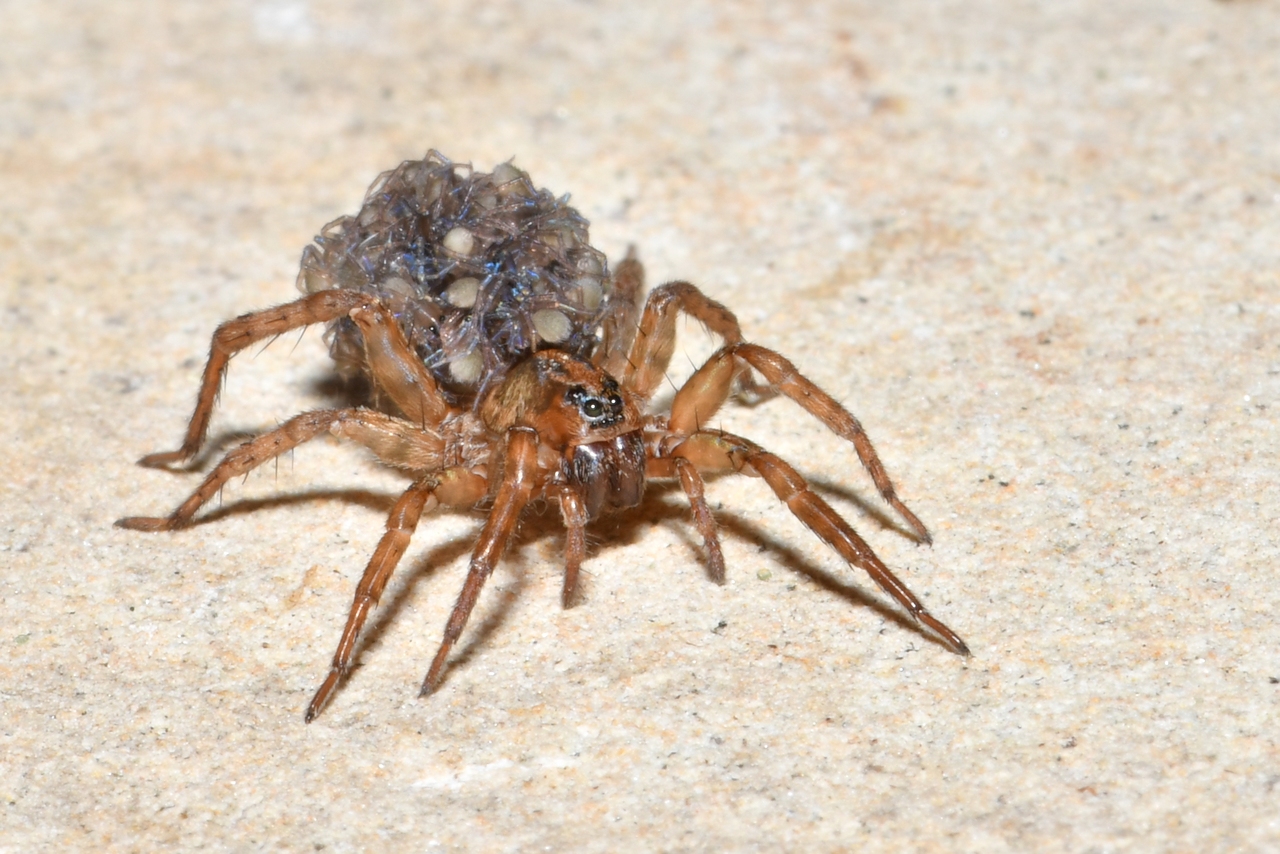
[595,250,645,378]
[619,281,747,402]
[116,408,447,531]
[305,466,487,723]
[347,303,450,428]
[670,341,932,544]
[420,427,540,696]
[138,290,378,468]
[552,487,590,608]
[669,430,969,656]
[671,456,727,583]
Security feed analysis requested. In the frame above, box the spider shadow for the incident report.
[367,484,692,692]
[172,482,503,691]
[176,482,496,691]
[172,464,945,692]
[477,474,940,656]
[302,496,602,693]
[351,473,945,689]
[144,371,372,473]
[806,474,928,544]
[191,486,397,525]
[309,371,372,410]
[323,481,693,691]
[633,476,941,649]
[352,510,499,686]
[757,474,944,645]
[149,428,265,472]
[704,513,932,646]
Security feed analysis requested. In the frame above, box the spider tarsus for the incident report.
[701,548,726,584]
[305,672,341,723]
[703,541,726,584]
[137,449,193,469]
[420,647,452,698]
[919,612,970,656]
[885,497,932,546]
[115,515,176,532]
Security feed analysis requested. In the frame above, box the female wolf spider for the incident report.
[118,152,968,722]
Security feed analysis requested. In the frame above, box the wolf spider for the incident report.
[118,153,968,722]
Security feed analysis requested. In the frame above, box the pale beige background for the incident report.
[3,1,1278,851]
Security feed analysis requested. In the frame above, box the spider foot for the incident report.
[305,670,343,723]
[114,515,181,532]
[137,449,196,469]
[419,644,452,698]
[918,611,970,656]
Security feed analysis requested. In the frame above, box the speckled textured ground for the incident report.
[3,2,1278,851]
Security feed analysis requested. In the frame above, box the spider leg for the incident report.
[669,341,931,544]
[348,302,450,428]
[596,249,645,376]
[305,466,487,723]
[554,488,589,608]
[420,427,540,696]
[116,408,445,531]
[619,282,747,402]
[669,430,969,656]
[139,290,377,468]
[644,456,727,583]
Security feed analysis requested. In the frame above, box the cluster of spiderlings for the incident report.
[296,151,613,403]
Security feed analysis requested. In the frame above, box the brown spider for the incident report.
[118,152,968,722]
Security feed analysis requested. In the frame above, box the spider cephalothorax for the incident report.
[119,152,968,722]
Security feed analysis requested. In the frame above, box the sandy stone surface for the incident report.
[3,1,1278,850]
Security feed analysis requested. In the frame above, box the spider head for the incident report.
[481,350,641,448]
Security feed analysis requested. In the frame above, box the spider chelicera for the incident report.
[118,152,969,722]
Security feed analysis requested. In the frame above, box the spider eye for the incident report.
[566,384,622,426]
